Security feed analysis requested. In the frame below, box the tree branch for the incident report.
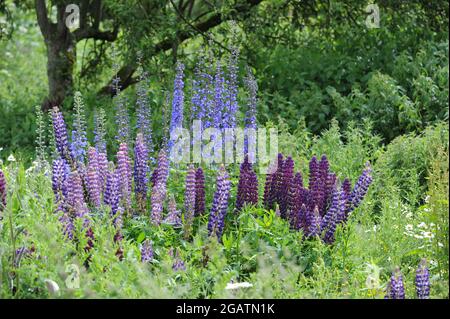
[98,0,263,96]
[35,0,52,41]
[74,25,119,42]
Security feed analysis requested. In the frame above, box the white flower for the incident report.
[225,282,253,290]
[438,242,444,248]
[405,224,414,231]
[44,279,60,296]
[424,195,430,203]
[421,231,434,239]
[417,222,427,229]
[414,234,424,239]
[7,154,16,162]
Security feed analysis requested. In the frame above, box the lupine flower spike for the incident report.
[134,133,149,213]
[194,168,205,216]
[416,259,430,299]
[141,239,154,263]
[183,165,196,239]
[0,169,7,212]
[208,165,231,241]
[163,195,182,227]
[388,268,405,299]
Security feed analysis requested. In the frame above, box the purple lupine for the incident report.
[150,149,169,225]
[279,156,294,219]
[86,147,101,207]
[194,168,205,216]
[183,165,196,239]
[243,66,258,156]
[65,170,88,218]
[288,172,303,226]
[97,152,108,193]
[389,268,405,299]
[116,143,132,210]
[164,195,182,227]
[134,133,149,212]
[208,165,231,240]
[136,71,153,160]
[141,240,154,262]
[104,168,121,215]
[415,259,430,299]
[0,169,6,211]
[321,187,345,244]
[70,92,88,163]
[347,162,373,214]
[236,156,259,212]
[305,206,321,238]
[51,158,70,205]
[51,107,71,162]
[169,62,185,149]
[263,166,275,209]
[169,248,186,271]
[93,108,107,154]
[59,210,74,240]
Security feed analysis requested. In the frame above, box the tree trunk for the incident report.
[42,32,76,111]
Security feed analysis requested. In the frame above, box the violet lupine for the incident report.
[263,154,283,210]
[134,133,149,212]
[170,248,186,271]
[305,206,321,238]
[208,165,231,241]
[347,162,373,214]
[51,107,71,162]
[243,66,258,156]
[104,168,121,215]
[0,169,6,211]
[136,71,154,160]
[416,259,430,299]
[141,240,154,262]
[86,147,101,207]
[321,187,346,244]
[263,165,276,209]
[116,143,132,210]
[65,170,88,218]
[97,152,108,193]
[70,92,88,163]
[59,211,74,240]
[93,108,107,154]
[51,158,70,205]
[164,195,182,227]
[279,156,294,219]
[194,168,205,216]
[388,268,405,299]
[169,62,185,150]
[150,149,169,225]
[236,156,259,212]
[288,172,304,227]
[183,165,196,239]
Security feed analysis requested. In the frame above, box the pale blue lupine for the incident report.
[169,62,185,150]
[93,108,107,154]
[71,92,88,163]
[136,70,153,161]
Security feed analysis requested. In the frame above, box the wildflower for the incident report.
[388,268,405,299]
[163,195,182,227]
[243,67,257,156]
[347,162,373,213]
[140,239,154,263]
[70,92,88,163]
[134,133,149,212]
[405,224,414,231]
[51,107,71,162]
[97,152,108,193]
[86,147,101,207]
[116,143,132,210]
[169,62,185,150]
[194,168,205,216]
[0,169,6,211]
[65,171,88,218]
[7,154,16,162]
[136,70,153,158]
[104,169,121,215]
[169,248,186,271]
[236,156,259,212]
[415,259,430,299]
[183,165,196,239]
[93,108,107,154]
[321,187,344,244]
[150,149,169,225]
[208,165,231,240]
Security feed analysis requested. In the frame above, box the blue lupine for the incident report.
[164,195,182,227]
[170,248,186,271]
[134,133,149,212]
[86,147,101,207]
[104,168,121,215]
[347,162,373,214]
[93,108,107,154]
[141,240,154,262]
[169,62,185,149]
[389,268,406,299]
[224,46,239,129]
[183,165,196,239]
[416,259,431,299]
[208,165,231,240]
[70,92,88,163]
[244,67,257,156]
[51,107,71,162]
[52,158,70,204]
